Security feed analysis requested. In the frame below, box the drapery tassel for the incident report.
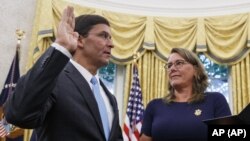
[247,13,250,48]
[196,18,207,52]
[143,16,155,50]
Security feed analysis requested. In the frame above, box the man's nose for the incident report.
[107,39,114,48]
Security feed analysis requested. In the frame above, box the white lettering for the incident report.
[212,129,225,136]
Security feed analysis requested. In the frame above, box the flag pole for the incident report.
[132,52,139,63]
[16,29,25,43]
[131,52,139,132]
[15,29,25,60]
[132,52,140,75]
[6,29,26,137]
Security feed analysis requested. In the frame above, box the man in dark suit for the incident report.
[4,6,123,141]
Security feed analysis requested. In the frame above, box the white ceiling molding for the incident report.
[67,0,250,17]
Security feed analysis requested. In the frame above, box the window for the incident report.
[98,63,125,122]
[198,53,229,102]
[98,62,116,94]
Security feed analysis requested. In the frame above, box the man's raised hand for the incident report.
[55,6,79,54]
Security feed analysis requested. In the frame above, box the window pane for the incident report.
[198,53,229,102]
[98,62,116,94]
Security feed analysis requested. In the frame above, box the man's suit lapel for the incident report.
[63,63,105,137]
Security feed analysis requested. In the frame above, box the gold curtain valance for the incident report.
[102,11,147,64]
[26,0,250,68]
[154,17,197,61]
[204,14,250,65]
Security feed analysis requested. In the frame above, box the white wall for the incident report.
[69,0,250,17]
[0,0,36,89]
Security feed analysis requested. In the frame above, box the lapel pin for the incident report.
[194,109,202,116]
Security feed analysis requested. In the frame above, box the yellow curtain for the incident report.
[102,11,147,64]
[26,0,53,70]
[122,51,167,121]
[27,0,250,65]
[24,0,250,140]
[154,17,197,60]
[231,54,250,114]
[204,14,250,64]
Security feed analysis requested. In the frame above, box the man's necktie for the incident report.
[90,76,110,141]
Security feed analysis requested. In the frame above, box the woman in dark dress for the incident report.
[140,48,231,141]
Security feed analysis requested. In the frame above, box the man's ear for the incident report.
[77,37,85,48]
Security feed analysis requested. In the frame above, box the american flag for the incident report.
[0,118,10,137]
[123,64,144,141]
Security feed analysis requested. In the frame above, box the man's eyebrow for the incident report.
[99,31,110,34]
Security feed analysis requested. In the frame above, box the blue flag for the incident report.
[0,49,20,106]
[0,48,23,141]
